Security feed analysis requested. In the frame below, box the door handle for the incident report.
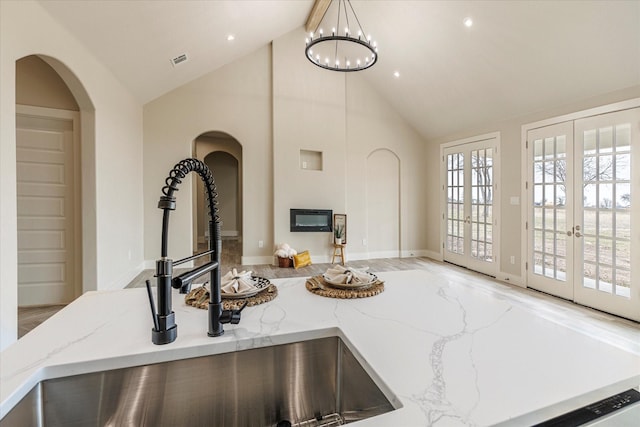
[566,230,573,236]
[573,225,582,238]
[465,216,471,224]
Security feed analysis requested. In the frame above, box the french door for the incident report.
[443,136,498,277]
[527,108,640,321]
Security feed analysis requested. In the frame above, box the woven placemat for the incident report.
[305,275,384,299]
[185,283,278,310]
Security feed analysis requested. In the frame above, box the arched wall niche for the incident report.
[192,131,243,254]
[365,148,401,258]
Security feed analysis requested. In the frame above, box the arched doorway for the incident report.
[12,55,98,337]
[15,55,84,306]
[366,149,401,258]
[193,132,243,266]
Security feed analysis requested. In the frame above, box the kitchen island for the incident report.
[2,270,639,425]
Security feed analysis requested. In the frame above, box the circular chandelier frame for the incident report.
[305,35,377,72]
[304,0,378,72]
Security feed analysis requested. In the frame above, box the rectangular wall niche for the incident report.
[300,149,323,171]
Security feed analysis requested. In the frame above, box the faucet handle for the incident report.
[145,280,160,331]
[221,301,248,325]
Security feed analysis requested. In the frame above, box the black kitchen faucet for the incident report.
[145,158,245,345]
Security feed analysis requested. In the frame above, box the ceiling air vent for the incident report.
[170,53,188,67]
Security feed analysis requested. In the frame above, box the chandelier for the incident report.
[304,0,378,72]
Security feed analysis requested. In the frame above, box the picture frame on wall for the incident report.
[333,214,347,245]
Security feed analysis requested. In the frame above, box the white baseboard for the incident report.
[497,272,525,288]
[325,249,435,262]
[241,255,275,265]
[145,248,444,270]
[421,250,442,261]
[400,249,433,258]
[365,250,403,259]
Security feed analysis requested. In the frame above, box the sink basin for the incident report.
[1,336,397,426]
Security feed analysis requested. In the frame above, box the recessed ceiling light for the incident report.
[226,34,235,41]
[393,71,400,78]
[463,17,473,28]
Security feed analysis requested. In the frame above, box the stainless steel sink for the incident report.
[1,336,397,426]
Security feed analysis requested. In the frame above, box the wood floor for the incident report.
[18,305,65,338]
[18,238,640,355]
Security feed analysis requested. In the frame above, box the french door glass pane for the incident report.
[532,136,567,280]
[579,125,631,298]
[471,148,493,262]
[446,153,464,254]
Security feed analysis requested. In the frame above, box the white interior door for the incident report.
[443,137,498,277]
[527,108,639,321]
[16,111,78,306]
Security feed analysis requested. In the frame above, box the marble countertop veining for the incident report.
[2,270,639,426]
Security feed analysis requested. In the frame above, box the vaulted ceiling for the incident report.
[38,0,640,140]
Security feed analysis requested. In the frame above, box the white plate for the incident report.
[322,272,377,289]
[221,276,270,299]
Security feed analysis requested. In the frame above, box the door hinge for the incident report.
[525,262,528,270]
[526,140,529,149]
[525,181,528,190]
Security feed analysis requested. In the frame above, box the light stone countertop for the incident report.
[2,270,639,425]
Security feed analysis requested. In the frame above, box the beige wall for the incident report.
[16,55,79,111]
[143,45,273,265]
[345,75,429,259]
[144,27,430,265]
[272,29,348,260]
[272,28,429,262]
[0,0,144,350]
[427,85,640,281]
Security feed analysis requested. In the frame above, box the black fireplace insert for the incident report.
[290,209,333,232]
